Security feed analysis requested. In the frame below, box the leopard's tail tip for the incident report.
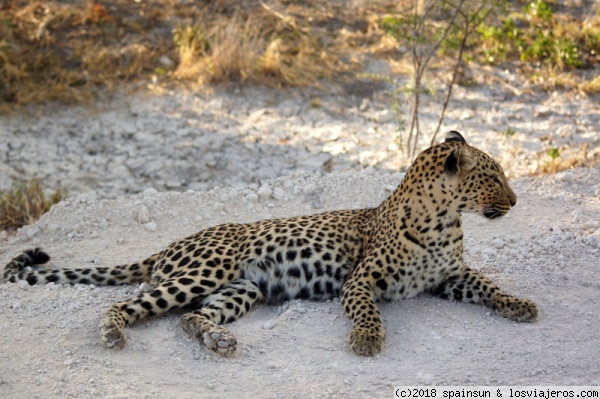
[21,248,51,266]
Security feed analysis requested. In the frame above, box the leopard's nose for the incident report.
[508,188,517,207]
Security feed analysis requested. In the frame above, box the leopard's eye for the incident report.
[491,175,501,184]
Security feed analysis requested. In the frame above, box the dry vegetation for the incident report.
[0,179,63,232]
[0,0,369,110]
[1,0,598,111]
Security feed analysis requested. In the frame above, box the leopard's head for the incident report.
[442,131,517,219]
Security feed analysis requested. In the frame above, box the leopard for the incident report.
[3,131,539,356]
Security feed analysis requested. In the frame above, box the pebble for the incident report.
[257,185,273,199]
[359,98,370,112]
[135,205,152,224]
[491,238,505,249]
[46,282,60,290]
[295,306,306,314]
[143,188,158,197]
[481,248,497,259]
[246,192,259,202]
[143,221,157,232]
[158,55,174,68]
[533,106,552,118]
[273,187,287,200]
[25,227,40,239]
[262,318,278,330]
[459,109,475,120]
[559,172,574,182]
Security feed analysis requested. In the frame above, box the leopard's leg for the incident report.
[340,267,385,356]
[180,279,264,356]
[99,276,215,349]
[433,266,539,322]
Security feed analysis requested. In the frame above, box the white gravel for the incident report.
[1,72,599,199]
[1,166,600,398]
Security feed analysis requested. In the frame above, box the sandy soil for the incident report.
[1,166,599,398]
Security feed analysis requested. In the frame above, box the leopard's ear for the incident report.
[444,146,475,176]
[444,131,466,144]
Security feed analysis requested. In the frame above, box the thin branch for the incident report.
[404,0,500,159]
[429,21,469,146]
[422,0,466,67]
[411,93,421,159]
[406,0,465,159]
[430,2,495,145]
[406,0,421,158]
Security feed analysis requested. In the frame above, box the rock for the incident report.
[533,106,552,118]
[158,56,174,68]
[143,221,157,232]
[134,205,152,224]
[273,187,287,201]
[492,238,505,249]
[25,226,40,239]
[257,184,273,199]
[359,98,370,112]
[459,109,475,120]
[246,192,259,203]
[143,188,158,197]
[559,172,574,183]
[277,99,300,117]
[262,317,278,330]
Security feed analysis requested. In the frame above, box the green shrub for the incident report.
[524,0,553,22]
[476,0,596,69]
[546,147,560,160]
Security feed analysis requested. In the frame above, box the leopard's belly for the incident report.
[240,254,355,304]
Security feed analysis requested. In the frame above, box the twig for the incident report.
[259,0,298,30]
[429,22,469,146]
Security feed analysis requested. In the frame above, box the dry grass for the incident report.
[0,0,162,110]
[0,0,363,111]
[0,179,63,232]
[171,4,340,87]
[534,144,593,175]
[525,69,600,94]
[577,75,600,94]
[174,14,267,85]
[0,0,598,112]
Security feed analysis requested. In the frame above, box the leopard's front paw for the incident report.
[349,327,385,356]
[99,322,126,349]
[495,296,539,322]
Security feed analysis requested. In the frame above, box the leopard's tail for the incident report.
[3,248,159,286]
